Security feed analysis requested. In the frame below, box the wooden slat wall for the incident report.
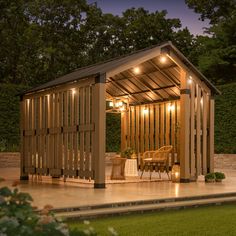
[123,101,180,154]
[21,81,95,179]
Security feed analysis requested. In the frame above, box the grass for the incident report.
[69,204,236,236]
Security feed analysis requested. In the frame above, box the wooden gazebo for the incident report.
[20,42,220,188]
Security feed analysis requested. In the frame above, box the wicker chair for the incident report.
[140,145,173,180]
[110,157,127,180]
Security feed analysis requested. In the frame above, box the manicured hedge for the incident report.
[106,113,121,152]
[215,82,236,154]
[0,83,28,151]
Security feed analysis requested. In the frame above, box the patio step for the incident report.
[52,192,236,220]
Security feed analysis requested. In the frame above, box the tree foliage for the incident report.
[0,1,194,86]
[186,0,236,84]
[0,83,29,151]
[185,0,236,24]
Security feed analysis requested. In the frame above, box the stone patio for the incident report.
[1,167,236,210]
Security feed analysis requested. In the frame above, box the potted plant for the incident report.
[215,172,226,182]
[205,173,216,183]
[121,147,134,159]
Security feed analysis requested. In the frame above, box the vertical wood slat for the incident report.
[135,106,140,154]
[28,99,32,169]
[149,105,154,150]
[45,95,50,170]
[196,85,201,175]
[31,98,36,170]
[166,103,170,145]
[54,93,58,171]
[64,91,69,172]
[91,85,95,173]
[155,104,159,149]
[69,91,74,175]
[144,105,149,151]
[176,100,180,161]
[79,87,85,177]
[140,106,144,153]
[127,105,131,148]
[202,91,208,174]
[58,92,63,171]
[42,96,46,171]
[160,103,165,147]
[20,100,26,177]
[190,82,196,178]
[131,107,135,150]
[171,102,176,165]
[50,94,54,171]
[36,97,40,169]
[85,86,91,175]
[208,98,215,173]
[120,111,127,151]
[26,99,30,169]
[74,90,79,171]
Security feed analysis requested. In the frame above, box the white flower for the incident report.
[83,220,90,225]
[108,226,118,236]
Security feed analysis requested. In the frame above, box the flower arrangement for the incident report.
[121,147,135,159]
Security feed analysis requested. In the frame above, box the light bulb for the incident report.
[160,56,167,63]
[133,67,140,74]
[143,108,148,115]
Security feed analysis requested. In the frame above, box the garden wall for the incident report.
[1,152,236,170]
[0,152,20,168]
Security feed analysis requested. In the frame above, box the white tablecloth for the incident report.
[125,159,138,177]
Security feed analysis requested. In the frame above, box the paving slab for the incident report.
[1,168,236,210]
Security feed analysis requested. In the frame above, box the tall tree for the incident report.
[185,0,236,84]
[85,8,194,64]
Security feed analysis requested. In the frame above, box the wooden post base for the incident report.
[94,183,106,189]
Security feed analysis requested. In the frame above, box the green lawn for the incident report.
[69,204,236,236]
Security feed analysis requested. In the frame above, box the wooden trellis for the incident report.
[21,79,96,180]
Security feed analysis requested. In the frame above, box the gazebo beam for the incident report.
[109,85,176,98]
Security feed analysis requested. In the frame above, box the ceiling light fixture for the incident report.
[133,67,140,74]
[160,56,167,63]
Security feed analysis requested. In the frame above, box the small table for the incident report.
[125,159,138,177]
[110,157,126,180]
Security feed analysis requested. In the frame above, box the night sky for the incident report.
[87,0,209,35]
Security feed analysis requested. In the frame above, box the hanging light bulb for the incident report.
[109,101,114,107]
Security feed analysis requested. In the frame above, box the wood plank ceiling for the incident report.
[105,55,181,105]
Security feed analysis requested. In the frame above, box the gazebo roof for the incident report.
[23,41,220,96]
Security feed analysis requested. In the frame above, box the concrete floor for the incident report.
[1,167,236,210]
